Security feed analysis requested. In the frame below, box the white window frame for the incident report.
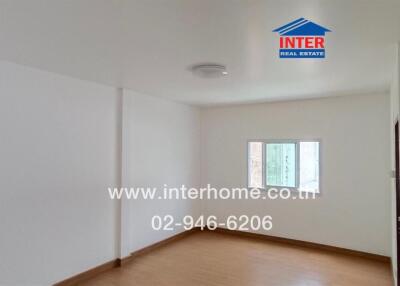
[247,139,321,193]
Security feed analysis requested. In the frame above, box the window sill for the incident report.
[247,186,321,197]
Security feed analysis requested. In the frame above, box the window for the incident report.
[248,142,263,188]
[266,143,296,188]
[248,140,320,193]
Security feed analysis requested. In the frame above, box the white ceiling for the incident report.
[1,0,400,105]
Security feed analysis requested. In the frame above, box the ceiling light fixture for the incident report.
[190,64,228,78]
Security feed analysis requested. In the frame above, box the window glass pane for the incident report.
[266,143,296,187]
[248,142,263,188]
[299,142,320,192]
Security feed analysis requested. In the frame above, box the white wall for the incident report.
[0,61,202,284]
[390,44,399,283]
[0,61,120,285]
[201,93,391,256]
[122,90,201,254]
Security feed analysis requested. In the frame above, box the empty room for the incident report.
[1,0,400,285]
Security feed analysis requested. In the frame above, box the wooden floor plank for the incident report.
[77,231,393,286]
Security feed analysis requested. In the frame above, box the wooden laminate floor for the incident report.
[78,231,392,286]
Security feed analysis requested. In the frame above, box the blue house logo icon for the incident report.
[273,18,331,58]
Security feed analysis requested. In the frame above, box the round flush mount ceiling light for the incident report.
[190,64,228,78]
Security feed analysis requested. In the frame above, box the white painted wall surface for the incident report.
[122,90,201,253]
[0,61,120,285]
[390,44,399,283]
[0,61,202,284]
[201,93,391,256]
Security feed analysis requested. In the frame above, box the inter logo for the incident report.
[273,18,331,59]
